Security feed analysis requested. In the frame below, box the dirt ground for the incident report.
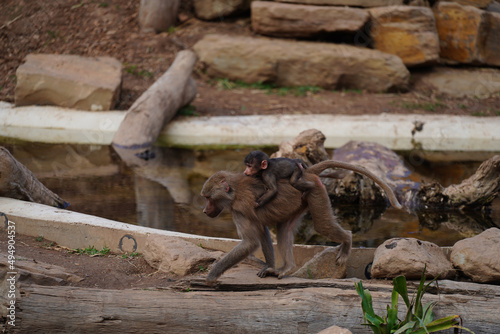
[0,233,182,289]
[1,0,499,291]
[1,0,499,117]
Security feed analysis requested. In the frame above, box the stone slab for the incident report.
[15,54,122,111]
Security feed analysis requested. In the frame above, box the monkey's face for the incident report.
[201,173,233,218]
[244,163,260,176]
[203,197,223,218]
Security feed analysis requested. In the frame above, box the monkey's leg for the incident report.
[207,239,260,285]
[290,165,315,192]
[275,217,302,279]
[307,185,352,265]
[256,226,276,278]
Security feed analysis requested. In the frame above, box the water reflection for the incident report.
[2,141,499,247]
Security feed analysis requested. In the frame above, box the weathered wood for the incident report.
[274,132,500,212]
[0,147,68,208]
[9,279,500,333]
[111,50,197,203]
[112,50,197,152]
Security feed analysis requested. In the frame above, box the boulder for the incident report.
[435,2,500,66]
[193,0,252,20]
[371,238,454,280]
[143,235,221,276]
[487,0,500,13]
[369,6,439,67]
[15,54,122,111]
[293,247,347,279]
[251,1,369,38]
[193,34,409,92]
[274,0,404,7]
[138,0,179,33]
[415,66,500,98]
[317,326,353,334]
[451,228,500,283]
[450,0,493,8]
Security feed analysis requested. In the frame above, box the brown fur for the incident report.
[201,160,401,284]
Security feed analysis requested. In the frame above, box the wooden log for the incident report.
[9,279,500,333]
[112,50,197,151]
[0,147,68,208]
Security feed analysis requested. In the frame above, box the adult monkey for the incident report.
[201,160,402,285]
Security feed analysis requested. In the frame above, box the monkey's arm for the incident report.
[255,173,279,207]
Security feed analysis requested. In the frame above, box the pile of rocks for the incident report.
[193,0,500,92]
[371,227,500,284]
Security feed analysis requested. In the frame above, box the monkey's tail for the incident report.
[307,160,403,209]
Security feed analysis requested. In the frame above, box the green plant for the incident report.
[35,235,44,242]
[70,245,110,256]
[177,104,199,116]
[121,252,141,259]
[470,111,487,117]
[212,78,322,97]
[124,64,153,78]
[355,267,474,334]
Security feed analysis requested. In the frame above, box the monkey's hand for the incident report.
[254,201,261,208]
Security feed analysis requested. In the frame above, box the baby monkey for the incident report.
[244,150,308,208]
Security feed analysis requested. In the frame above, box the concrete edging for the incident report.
[1,102,499,151]
[0,197,372,278]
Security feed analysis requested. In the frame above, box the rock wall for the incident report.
[194,0,500,91]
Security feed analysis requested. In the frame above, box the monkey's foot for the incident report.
[257,267,278,278]
[276,265,295,279]
[206,276,218,287]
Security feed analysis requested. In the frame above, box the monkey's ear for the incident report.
[221,180,230,192]
[261,160,268,170]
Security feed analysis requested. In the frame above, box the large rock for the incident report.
[138,0,179,33]
[369,6,439,67]
[275,0,404,7]
[371,238,454,280]
[15,54,122,111]
[293,247,346,279]
[435,2,500,66]
[451,228,500,283]
[451,0,493,8]
[251,1,369,38]
[193,34,409,92]
[415,66,500,98]
[193,0,252,20]
[317,326,353,334]
[143,235,220,276]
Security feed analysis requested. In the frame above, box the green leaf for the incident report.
[421,302,436,325]
[392,321,416,334]
[393,276,410,307]
[411,315,463,334]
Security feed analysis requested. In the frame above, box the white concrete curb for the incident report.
[1,101,499,151]
[0,197,371,278]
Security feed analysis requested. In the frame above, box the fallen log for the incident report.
[9,278,500,334]
[0,147,68,208]
[112,49,197,154]
[112,50,198,203]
